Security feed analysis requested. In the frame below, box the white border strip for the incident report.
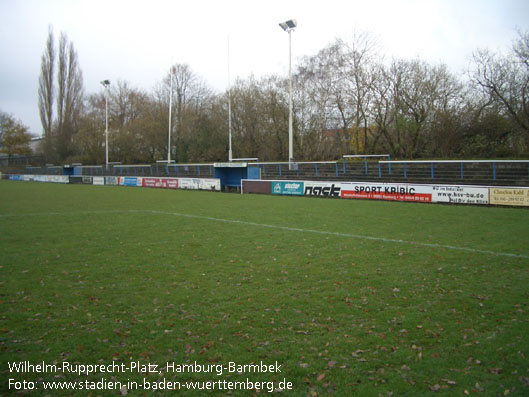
[1,209,526,259]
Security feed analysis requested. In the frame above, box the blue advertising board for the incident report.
[272,181,304,195]
[123,177,139,186]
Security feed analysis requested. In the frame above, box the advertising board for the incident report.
[119,177,143,187]
[33,175,48,182]
[340,183,432,203]
[69,176,93,184]
[304,182,342,197]
[47,175,69,184]
[214,162,248,168]
[143,177,179,189]
[105,176,119,185]
[432,185,488,205]
[92,176,105,185]
[179,178,201,190]
[302,181,490,205]
[179,178,220,191]
[9,175,24,181]
[272,181,304,195]
[489,187,529,207]
[200,178,221,191]
[242,180,271,194]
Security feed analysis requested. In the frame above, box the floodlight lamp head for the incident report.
[279,19,297,32]
[100,80,110,87]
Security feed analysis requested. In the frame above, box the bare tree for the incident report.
[368,58,464,158]
[55,32,84,160]
[294,43,343,159]
[470,31,529,136]
[163,63,213,161]
[337,32,379,154]
[38,26,55,159]
[106,80,149,163]
[38,27,84,162]
[73,94,106,164]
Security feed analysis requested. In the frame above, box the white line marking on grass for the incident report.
[1,209,528,259]
[145,210,529,260]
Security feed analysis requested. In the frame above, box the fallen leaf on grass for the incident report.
[317,373,326,381]
[351,349,367,357]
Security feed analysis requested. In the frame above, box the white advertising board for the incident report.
[93,176,105,185]
[47,175,69,184]
[178,178,221,191]
[33,175,48,182]
[431,185,488,205]
[105,176,119,185]
[301,181,490,205]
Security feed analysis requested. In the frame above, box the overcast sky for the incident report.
[1,0,528,136]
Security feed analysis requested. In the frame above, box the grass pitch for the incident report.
[1,180,528,396]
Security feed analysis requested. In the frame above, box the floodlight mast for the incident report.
[100,80,110,169]
[228,35,233,162]
[168,65,174,164]
[279,19,297,170]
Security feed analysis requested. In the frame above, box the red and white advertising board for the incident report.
[143,177,179,189]
[302,181,489,205]
[340,183,433,202]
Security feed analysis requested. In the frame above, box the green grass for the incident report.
[1,180,528,396]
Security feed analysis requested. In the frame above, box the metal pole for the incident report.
[228,35,233,162]
[288,29,293,170]
[228,94,233,162]
[168,66,173,163]
[279,20,297,170]
[105,87,109,169]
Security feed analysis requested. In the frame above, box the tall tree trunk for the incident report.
[38,26,55,161]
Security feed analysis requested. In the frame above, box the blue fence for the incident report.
[254,159,529,186]
[18,159,529,186]
[378,160,529,182]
